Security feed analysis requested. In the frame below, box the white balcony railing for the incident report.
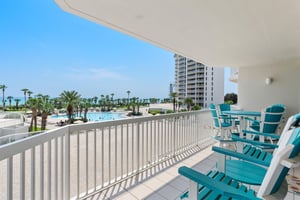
[0,110,214,200]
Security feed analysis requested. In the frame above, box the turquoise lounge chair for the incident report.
[178,127,300,200]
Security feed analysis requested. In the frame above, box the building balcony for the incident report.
[0,110,217,200]
[2,108,298,199]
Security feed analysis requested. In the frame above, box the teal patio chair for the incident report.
[218,103,240,124]
[178,127,300,200]
[218,103,240,134]
[209,103,237,141]
[245,104,286,143]
[213,113,300,177]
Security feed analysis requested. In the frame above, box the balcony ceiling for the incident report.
[55,0,300,68]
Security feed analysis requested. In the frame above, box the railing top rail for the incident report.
[69,110,209,132]
[0,126,68,161]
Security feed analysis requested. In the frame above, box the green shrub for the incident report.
[192,105,201,110]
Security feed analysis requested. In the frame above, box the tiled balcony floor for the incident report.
[86,145,300,200]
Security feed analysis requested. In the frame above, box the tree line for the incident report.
[0,85,175,131]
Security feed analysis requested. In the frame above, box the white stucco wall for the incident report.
[238,64,300,117]
[213,67,225,104]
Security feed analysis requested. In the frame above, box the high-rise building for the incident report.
[174,54,224,108]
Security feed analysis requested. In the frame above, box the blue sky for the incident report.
[0,0,237,99]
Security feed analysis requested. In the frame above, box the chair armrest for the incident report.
[212,145,271,166]
[220,114,239,120]
[178,166,261,200]
[244,117,260,123]
[242,130,281,139]
[281,155,300,168]
[232,135,278,149]
[220,115,236,122]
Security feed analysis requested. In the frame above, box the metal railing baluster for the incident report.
[40,144,44,200]
[31,147,36,200]
[47,141,51,200]
[20,152,25,200]
[93,129,97,191]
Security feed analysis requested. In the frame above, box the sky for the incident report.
[0,0,237,100]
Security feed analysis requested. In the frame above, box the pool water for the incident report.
[52,112,125,122]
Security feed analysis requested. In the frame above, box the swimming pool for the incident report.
[52,112,125,122]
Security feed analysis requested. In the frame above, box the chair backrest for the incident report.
[276,113,300,151]
[209,103,221,128]
[260,104,285,133]
[258,127,300,197]
[218,103,231,112]
[282,113,300,133]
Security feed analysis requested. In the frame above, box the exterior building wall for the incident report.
[238,63,300,117]
[229,68,239,83]
[174,54,224,108]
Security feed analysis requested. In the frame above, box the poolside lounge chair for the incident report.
[178,127,300,200]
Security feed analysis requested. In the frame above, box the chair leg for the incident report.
[216,153,225,173]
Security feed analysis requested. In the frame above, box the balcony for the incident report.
[2,107,299,200]
[42,1,300,198]
[0,110,216,200]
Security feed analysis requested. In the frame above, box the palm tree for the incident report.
[21,88,29,108]
[35,93,44,114]
[131,97,137,114]
[92,96,98,107]
[52,97,63,109]
[60,90,81,123]
[14,99,21,110]
[39,97,53,130]
[100,94,105,111]
[184,97,194,111]
[126,90,131,110]
[27,98,38,132]
[7,96,13,110]
[0,84,7,111]
[27,90,33,99]
[170,92,177,112]
[111,93,115,108]
[105,95,110,111]
[81,98,91,122]
[178,101,183,111]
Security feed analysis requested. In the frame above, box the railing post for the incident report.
[196,113,199,144]
[20,152,25,200]
[173,117,176,157]
[64,127,70,200]
[7,157,13,200]
[136,122,140,174]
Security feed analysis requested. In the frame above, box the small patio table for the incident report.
[222,110,261,152]
[222,110,261,134]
